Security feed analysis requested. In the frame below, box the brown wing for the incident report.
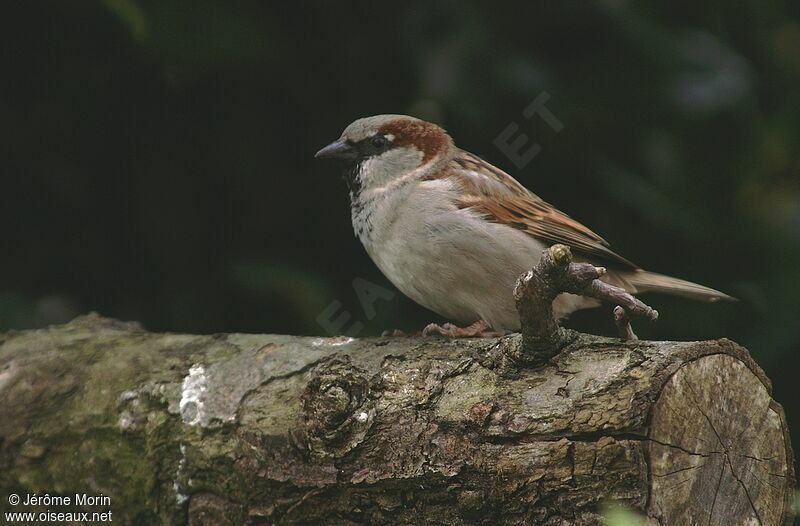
[440,151,638,269]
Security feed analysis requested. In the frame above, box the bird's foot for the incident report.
[381,329,412,337]
[422,319,507,338]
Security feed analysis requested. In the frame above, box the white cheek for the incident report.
[357,157,376,187]
[369,148,424,179]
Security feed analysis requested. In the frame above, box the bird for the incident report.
[315,114,732,337]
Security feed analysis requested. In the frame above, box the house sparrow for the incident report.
[315,114,732,336]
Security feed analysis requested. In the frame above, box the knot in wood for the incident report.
[315,384,351,429]
[299,359,374,457]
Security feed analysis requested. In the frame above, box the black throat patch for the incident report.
[342,160,363,204]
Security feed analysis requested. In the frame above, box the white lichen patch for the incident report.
[118,390,138,403]
[118,411,134,430]
[0,361,19,394]
[311,336,355,347]
[173,443,189,505]
[172,481,188,505]
[179,364,207,426]
[356,411,369,423]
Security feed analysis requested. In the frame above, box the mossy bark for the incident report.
[0,314,794,525]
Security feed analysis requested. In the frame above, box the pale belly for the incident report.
[360,206,550,330]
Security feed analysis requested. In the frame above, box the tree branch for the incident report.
[511,244,658,365]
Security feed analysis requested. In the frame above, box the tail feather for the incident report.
[616,270,736,303]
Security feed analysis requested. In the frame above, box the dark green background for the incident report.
[2,0,799,494]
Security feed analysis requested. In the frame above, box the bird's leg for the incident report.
[422,319,508,338]
[613,305,638,341]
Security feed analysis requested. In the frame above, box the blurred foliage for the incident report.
[1,0,799,479]
[102,0,147,41]
[600,503,648,526]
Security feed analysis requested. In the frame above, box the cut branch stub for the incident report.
[648,353,792,525]
[614,305,637,341]
[512,244,658,366]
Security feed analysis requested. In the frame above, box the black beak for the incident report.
[314,139,358,161]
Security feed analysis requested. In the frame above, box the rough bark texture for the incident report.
[0,314,794,525]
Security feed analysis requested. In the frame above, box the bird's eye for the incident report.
[370,135,387,149]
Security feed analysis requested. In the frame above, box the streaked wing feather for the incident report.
[444,151,638,269]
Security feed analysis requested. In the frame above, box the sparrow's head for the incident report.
[315,114,453,194]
